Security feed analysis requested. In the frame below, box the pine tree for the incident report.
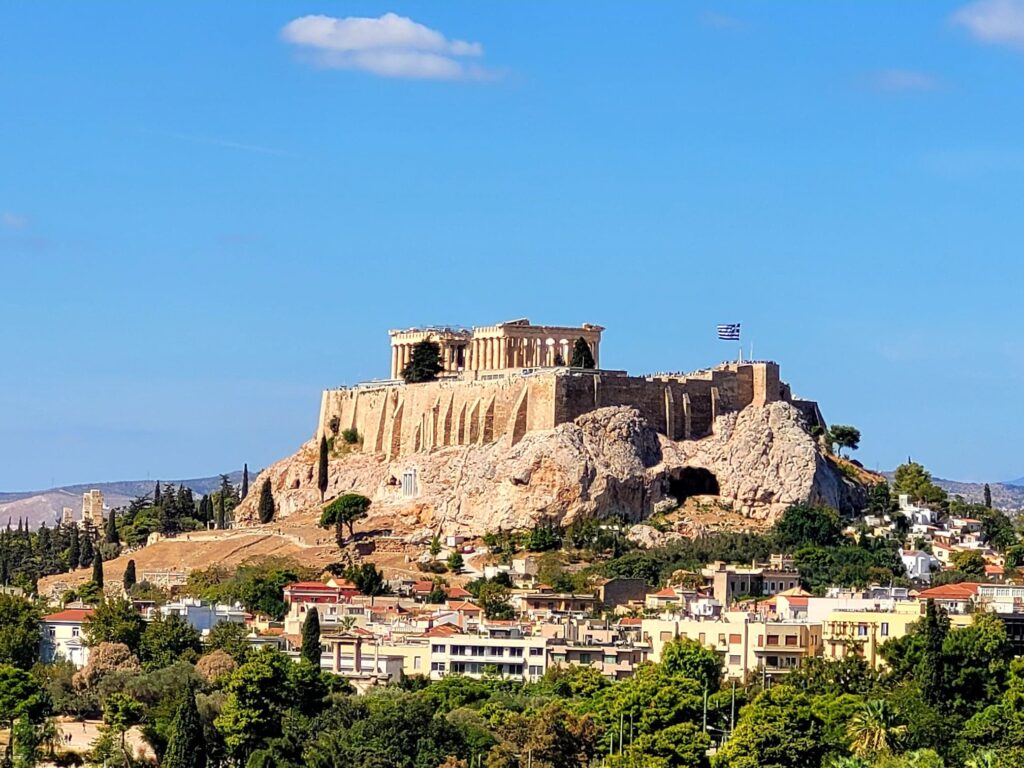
[318,436,329,502]
[123,559,137,592]
[570,337,596,369]
[67,524,80,572]
[401,340,444,383]
[92,551,104,588]
[258,480,275,525]
[301,607,322,667]
[106,507,119,545]
[79,526,94,568]
[162,682,207,768]
[984,483,992,509]
[241,464,249,500]
[154,481,162,507]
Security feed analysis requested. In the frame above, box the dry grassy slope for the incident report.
[37,522,339,596]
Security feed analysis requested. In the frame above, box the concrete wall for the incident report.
[317,362,802,460]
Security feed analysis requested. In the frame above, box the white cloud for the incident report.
[1,211,27,229]
[281,12,490,80]
[868,69,941,92]
[952,0,1024,48]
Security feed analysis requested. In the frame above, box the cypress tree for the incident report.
[123,559,137,592]
[79,527,94,568]
[241,464,249,500]
[318,436,329,501]
[301,607,321,667]
[163,682,207,768]
[154,481,162,507]
[570,337,596,369]
[216,494,226,530]
[984,483,992,509]
[919,599,949,705]
[106,508,119,545]
[67,525,80,572]
[258,479,275,525]
[92,551,104,588]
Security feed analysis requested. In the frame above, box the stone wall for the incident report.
[317,362,810,460]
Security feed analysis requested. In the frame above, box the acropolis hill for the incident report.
[237,319,867,538]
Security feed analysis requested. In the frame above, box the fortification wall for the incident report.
[316,362,797,460]
[318,374,559,459]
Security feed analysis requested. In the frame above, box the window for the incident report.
[402,468,419,498]
[431,662,445,672]
[767,635,779,645]
[529,665,544,676]
[857,624,868,637]
[766,655,779,668]
[729,654,741,665]
[881,622,889,637]
[48,628,55,638]
[660,631,673,642]
[431,644,444,654]
[785,635,798,646]
[729,634,741,644]
[579,653,592,665]
[529,647,543,656]
[414,657,422,670]
[718,634,726,646]
[72,628,79,637]
[509,647,523,657]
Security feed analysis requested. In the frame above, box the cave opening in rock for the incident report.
[668,467,720,503]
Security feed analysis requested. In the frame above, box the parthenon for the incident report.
[388,318,603,379]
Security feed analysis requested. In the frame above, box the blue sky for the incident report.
[3,1,1024,490]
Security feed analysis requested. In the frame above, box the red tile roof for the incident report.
[421,624,463,638]
[618,617,643,626]
[447,601,481,613]
[447,587,472,598]
[286,581,338,590]
[918,583,981,599]
[652,588,677,598]
[42,608,94,623]
[413,581,436,593]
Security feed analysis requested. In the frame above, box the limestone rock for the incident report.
[626,524,684,549]
[234,402,867,537]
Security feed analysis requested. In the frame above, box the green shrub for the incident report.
[341,428,360,445]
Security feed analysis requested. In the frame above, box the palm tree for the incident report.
[847,699,907,760]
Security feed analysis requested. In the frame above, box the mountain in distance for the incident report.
[0,471,249,530]
[880,473,1024,511]
[1004,477,1024,488]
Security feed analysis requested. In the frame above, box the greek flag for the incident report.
[717,323,741,341]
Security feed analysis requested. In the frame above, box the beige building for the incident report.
[643,612,822,681]
[701,559,801,606]
[388,318,604,379]
[81,489,104,527]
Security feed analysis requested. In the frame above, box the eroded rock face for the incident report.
[235,402,865,536]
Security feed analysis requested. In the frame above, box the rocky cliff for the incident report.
[235,400,866,537]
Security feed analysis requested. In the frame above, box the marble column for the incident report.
[391,346,399,379]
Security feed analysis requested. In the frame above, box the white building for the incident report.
[900,549,938,582]
[159,597,247,634]
[425,625,548,681]
[40,607,95,668]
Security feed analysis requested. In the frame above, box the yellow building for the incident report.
[821,601,971,668]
